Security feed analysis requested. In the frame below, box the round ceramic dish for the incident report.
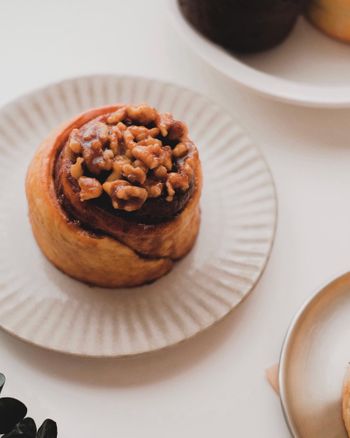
[0,75,277,357]
[279,272,350,437]
[169,0,350,108]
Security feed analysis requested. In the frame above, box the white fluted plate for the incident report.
[0,75,277,357]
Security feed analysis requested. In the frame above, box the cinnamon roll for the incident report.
[26,104,202,287]
[343,366,350,436]
[306,0,350,43]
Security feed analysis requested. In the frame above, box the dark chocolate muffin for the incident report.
[179,0,304,53]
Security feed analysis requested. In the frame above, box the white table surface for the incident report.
[1,1,350,437]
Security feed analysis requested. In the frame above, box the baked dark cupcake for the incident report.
[178,0,304,53]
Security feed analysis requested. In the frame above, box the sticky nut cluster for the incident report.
[67,104,194,212]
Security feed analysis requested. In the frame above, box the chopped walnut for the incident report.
[160,146,172,171]
[133,159,148,172]
[132,144,161,169]
[156,112,173,137]
[106,156,131,182]
[153,165,167,179]
[183,161,194,178]
[109,123,127,154]
[128,126,160,141]
[156,112,187,141]
[144,179,163,198]
[116,122,127,132]
[109,122,125,138]
[137,137,162,147]
[126,104,157,125]
[123,129,136,150]
[103,149,114,160]
[68,129,82,154]
[166,172,189,202]
[82,121,109,142]
[82,145,112,174]
[108,133,120,155]
[103,180,147,211]
[70,157,84,179]
[172,142,188,158]
[168,120,187,141]
[122,163,146,184]
[78,177,103,201]
[67,104,195,212]
[148,127,160,137]
[107,107,127,124]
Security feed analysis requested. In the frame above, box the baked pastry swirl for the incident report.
[343,366,350,437]
[306,0,350,43]
[26,104,202,287]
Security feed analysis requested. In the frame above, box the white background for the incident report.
[1,1,350,437]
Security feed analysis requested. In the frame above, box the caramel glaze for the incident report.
[54,110,198,252]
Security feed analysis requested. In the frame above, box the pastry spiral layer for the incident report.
[26,104,202,287]
[343,366,350,437]
[306,0,350,43]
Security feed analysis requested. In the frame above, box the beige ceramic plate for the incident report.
[0,74,276,357]
[279,272,350,437]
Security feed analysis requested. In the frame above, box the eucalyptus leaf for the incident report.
[0,373,5,394]
[2,417,36,438]
[37,419,58,438]
[0,397,27,434]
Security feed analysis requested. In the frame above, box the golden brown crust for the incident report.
[343,366,350,436]
[26,106,202,288]
[306,0,350,43]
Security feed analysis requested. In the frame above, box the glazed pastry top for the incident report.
[55,104,198,224]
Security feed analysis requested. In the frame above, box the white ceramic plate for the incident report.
[0,75,277,357]
[279,272,350,437]
[169,0,350,108]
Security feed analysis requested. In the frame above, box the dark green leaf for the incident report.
[37,419,57,438]
[0,373,5,394]
[2,417,37,437]
[0,397,27,433]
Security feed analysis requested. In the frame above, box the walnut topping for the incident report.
[78,177,103,201]
[168,120,187,141]
[133,159,148,172]
[155,113,188,141]
[68,129,82,153]
[166,172,190,202]
[106,156,131,182]
[103,180,147,211]
[129,126,160,141]
[161,146,172,171]
[70,157,84,179]
[67,104,194,212]
[122,163,146,184]
[82,144,112,174]
[153,165,167,179]
[144,179,163,198]
[103,149,114,160]
[132,144,161,169]
[82,121,109,142]
[172,142,188,158]
[156,112,173,137]
[126,104,157,125]
[123,129,136,150]
[107,107,127,124]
